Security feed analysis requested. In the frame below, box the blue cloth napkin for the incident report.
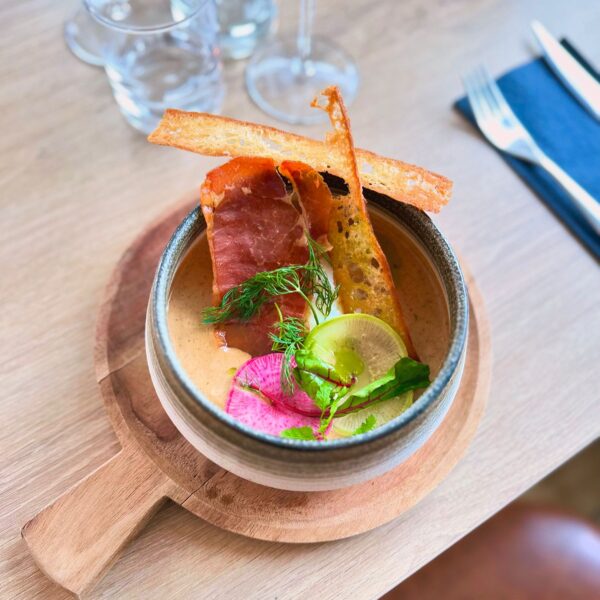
[455,50,600,260]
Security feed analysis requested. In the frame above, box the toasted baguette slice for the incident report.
[149,110,451,213]
[312,87,416,357]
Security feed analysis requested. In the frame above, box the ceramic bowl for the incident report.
[146,185,468,491]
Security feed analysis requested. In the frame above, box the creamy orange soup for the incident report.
[167,208,450,410]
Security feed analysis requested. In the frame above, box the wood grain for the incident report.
[21,445,181,597]
[2,1,599,598]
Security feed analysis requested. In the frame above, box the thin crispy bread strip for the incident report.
[148,111,451,213]
[312,87,416,358]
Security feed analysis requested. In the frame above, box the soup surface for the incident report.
[167,207,450,410]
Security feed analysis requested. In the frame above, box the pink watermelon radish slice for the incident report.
[231,353,320,416]
[227,387,322,437]
[226,353,324,437]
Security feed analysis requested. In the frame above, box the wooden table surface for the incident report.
[1,0,599,598]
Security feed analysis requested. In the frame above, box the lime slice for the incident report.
[305,314,408,389]
[304,314,414,436]
[333,392,413,436]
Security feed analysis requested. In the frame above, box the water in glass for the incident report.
[216,0,275,60]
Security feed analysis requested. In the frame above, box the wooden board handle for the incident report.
[21,444,175,597]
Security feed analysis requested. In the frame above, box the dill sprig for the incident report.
[202,235,338,393]
[269,306,307,393]
[202,236,338,326]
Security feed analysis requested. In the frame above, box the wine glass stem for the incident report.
[297,0,315,62]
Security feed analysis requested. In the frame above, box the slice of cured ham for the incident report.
[279,161,333,246]
[200,157,309,356]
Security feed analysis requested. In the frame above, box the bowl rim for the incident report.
[150,193,468,452]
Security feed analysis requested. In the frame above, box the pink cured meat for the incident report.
[226,354,324,436]
[200,157,309,356]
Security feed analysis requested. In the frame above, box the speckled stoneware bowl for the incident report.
[146,185,468,492]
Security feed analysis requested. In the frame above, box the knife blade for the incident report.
[531,20,600,121]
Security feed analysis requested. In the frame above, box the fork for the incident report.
[463,66,600,236]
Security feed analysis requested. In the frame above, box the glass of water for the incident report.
[215,0,275,60]
[85,0,224,134]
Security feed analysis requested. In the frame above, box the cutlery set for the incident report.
[463,21,600,237]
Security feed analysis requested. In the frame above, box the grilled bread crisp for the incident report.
[311,87,416,357]
[148,111,451,213]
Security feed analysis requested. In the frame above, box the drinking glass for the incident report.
[66,0,274,66]
[245,0,358,125]
[85,0,224,134]
[215,0,276,60]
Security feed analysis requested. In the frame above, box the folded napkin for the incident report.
[455,42,600,259]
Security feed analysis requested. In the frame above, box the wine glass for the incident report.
[63,4,112,66]
[245,0,359,125]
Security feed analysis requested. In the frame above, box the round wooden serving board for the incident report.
[22,197,491,597]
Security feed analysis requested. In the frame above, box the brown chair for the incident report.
[382,503,600,600]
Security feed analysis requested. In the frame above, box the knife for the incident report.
[531,20,600,121]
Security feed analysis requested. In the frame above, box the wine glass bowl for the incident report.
[246,35,359,125]
[245,0,359,125]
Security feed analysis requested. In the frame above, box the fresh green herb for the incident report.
[280,426,317,440]
[338,357,430,414]
[352,415,377,435]
[292,352,430,435]
[292,351,353,434]
[294,368,347,411]
[294,349,355,386]
[202,236,337,326]
[305,235,339,317]
[269,306,307,393]
[318,394,346,434]
[202,236,338,394]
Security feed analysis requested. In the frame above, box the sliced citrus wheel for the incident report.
[304,314,408,388]
[304,314,413,436]
[333,392,413,436]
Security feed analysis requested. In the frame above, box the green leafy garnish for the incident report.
[293,350,354,420]
[291,352,351,435]
[280,426,317,440]
[352,415,377,435]
[338,357,430,413]
[318,394,346,434]
[202,236,338,392]
[294,349,355,386]
[294,368,347,411]
[291,352,430,434]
